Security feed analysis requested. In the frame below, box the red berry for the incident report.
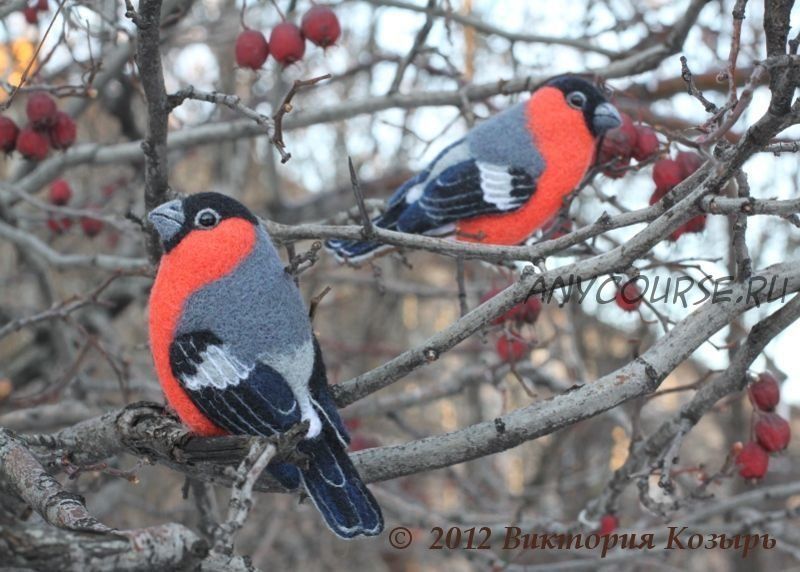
[519,297,542,324]
[37,0,48,9]
[649,185,670,206]
[599,153,630,179]
[349,434,379,452]
[754,413,791,452]
[80,214,104,238]
[676,151,703,178]
[301,6,341,48]
[495,335,527,362]
[17,126,49,160]
[269,22,305,66]
[0,116,19,153]
[670,227,687,241]
[23,5,37,24]
[481,287,511,325]
[598,115,636,179]
[736,441,769,479]
[652,158,683,192]
[46,216,72,234]
[598,129,631,161]
[49,111,76,150]
[615,281,642,312]
[748,372,780,411]
[344,418,361,431]
[683,215,707,233]
[481,289,541,325]
[235,30,269,70]
[632,125,659,161]
[618,113,638,146]
[598,514,618,536]
[542,216,573,239]
[670,215,707,241]
[26,92,57,128]
[49,179,72,205]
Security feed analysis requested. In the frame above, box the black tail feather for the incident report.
[324,209,402,263]
[298,431,383,538]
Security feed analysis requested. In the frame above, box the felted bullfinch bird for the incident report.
[326,75,621,262]
[147,192,383,539]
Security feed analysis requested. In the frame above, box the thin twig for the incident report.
[213,439,276,555]
[680,56,719,114]
[388,0,437,94]
[271,74,331,163]
[348,157,375,239]
[1,0,68,110]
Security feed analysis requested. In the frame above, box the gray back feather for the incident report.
[177,227,313,364]
[467,102,545,176]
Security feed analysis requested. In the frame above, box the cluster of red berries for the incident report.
[235,6,340,69]
[21,0,49,25]
[0,92,77,161]
[735,372,791,480]
[481,287,542,363]
[46,179,104,238]
[649,151,706,240]
[598,112,660,178]
[598,112,707,241]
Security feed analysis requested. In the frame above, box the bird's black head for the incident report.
[544,75,622,136]
[148,192,258,253]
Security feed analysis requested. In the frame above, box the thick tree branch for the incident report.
[133,0,170,262]
[0,428,111,533]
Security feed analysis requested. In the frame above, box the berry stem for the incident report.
[268,0,286,21]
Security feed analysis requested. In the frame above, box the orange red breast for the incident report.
[456,86,597,245]
[148,218,257,436]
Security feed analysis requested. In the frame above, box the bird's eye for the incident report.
[195,208,220,229]
[567,91,587,109]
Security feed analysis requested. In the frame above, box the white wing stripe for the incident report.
[182,344,254,391]
[477,162,519,210]
[405,184,424,203]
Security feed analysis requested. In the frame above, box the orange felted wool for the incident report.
[147,192,384,539]
[149,217,257,435]
[457,86,596,245]
[325,74,620,263]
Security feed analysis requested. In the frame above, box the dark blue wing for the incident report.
[385,138,466,210]
[170,331,300,435]
[169,331,383,537]
[308,336,349,445]
[397,160,537,233]
[170,331,302,489]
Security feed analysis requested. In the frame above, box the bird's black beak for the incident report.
[592,102,622,134]
[148,199,185,244]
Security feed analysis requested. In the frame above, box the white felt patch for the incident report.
[477,162,518,210]
[259,340,321,438]
[181,344,253,391]
[405,183,424,204]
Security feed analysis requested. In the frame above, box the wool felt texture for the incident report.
[325,75,612,261]
[149,216,257,435]
[149,192,383,538]
[457,86,596,244]
[162,192,258,253]
[172,335,382,537]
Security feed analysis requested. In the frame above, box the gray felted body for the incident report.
[176,227,320,436]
